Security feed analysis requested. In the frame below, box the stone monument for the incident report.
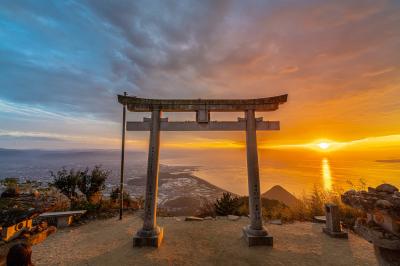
[322,203,348,238]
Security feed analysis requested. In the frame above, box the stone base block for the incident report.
[323,227,348,239]
[133,227,164,248]
[242,226,273,246]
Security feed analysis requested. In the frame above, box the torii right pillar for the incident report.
[242,109,273,246]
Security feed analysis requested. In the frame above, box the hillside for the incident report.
[128,170,228,216]
[262,185,300,208]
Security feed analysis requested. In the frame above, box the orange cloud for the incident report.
[279,66,299,74]
[362,67,394,77]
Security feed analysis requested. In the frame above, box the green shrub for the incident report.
[290,182,364,227]
[214,192,241,216]
[3,177,19,186]
[110,187,136,208]
[50,168,81,198]
[71,199,100,213]
[110,187,130,202]
[78,166,108,199]
[308,185,325,217]
[51,165,108,200]
[1,186,20,198]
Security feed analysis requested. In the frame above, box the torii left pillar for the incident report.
[242,109,273,246]
[133,109,164,247]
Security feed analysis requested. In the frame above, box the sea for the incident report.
[0,148,399,197]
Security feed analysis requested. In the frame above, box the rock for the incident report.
[376,184,398,194]
[185,216,203,221]
[313,216,327,223]
[203,216,213,220]
[269,219,282,225]
[355,222,400,250]
[175,217,181,222]
[345,189,357,195]
[375,200,393,209]
[227,215,240,221]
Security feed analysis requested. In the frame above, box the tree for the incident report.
[51,166,109,200]
[214,192,241,216]
[78,166,108,200]
[50,168,82,199]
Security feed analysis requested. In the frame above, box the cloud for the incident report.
[362,67,394,77]
[279,66,299,74]
[0,134,63,142]
[0,0,399,148]
[0,131,65,142]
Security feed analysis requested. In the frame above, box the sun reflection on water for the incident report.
[322,158,332,191]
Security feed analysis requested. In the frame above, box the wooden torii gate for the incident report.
[118,94,288,247]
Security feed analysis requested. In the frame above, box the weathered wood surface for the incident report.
[127,120,280,131]
[118,94,288,112]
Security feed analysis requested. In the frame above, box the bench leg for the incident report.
[57,216,73,228]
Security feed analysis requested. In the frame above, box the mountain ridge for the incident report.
[261,185,299,208]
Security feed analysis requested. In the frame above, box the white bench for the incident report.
[39,210,87,228]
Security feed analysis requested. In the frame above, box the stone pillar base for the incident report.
[133,227,164,248]
[322,227,348,239]
[242,226,273,246]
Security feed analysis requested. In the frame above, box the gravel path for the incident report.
[32,214,377,265]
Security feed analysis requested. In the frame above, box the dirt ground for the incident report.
[32,213,378,266]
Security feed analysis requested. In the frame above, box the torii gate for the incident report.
[117,94,288,247]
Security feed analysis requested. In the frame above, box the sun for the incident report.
[318,142,330,150]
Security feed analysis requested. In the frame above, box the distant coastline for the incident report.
[2,148,400,196]
[375,159,400,163]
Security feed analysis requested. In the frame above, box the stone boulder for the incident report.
[185,216,203,221]
[375,200,393,209]
[342,184,400,265]
[342,183,400,219]
[376,184,398,194]
[227,215,240,221]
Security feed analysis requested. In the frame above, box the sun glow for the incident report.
[318,142,330,150]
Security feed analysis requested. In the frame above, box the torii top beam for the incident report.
[117,94,288,112]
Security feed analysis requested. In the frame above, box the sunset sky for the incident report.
[1,1,399,153]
